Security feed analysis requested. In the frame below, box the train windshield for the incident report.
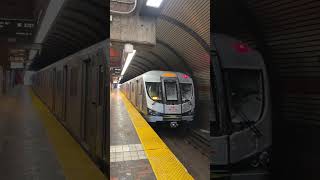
[164,82,178,101]
[224,69,263,128]
[146,82,162,102]
[180,83,193,102]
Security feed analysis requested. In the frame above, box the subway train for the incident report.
[0,67,15,94]
[0,66,3,95]
[120,70,195,128]
[32,41,109,169]
[211,34,272,170]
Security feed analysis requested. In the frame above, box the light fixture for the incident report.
[29,0,66,61]
[146,0,163,8]
[120,50,136,76]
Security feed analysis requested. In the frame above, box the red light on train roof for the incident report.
[233,42,250,53]
[182,74,189,79]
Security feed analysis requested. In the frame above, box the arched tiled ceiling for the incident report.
[30,0,107,70]
[121,0,210,100]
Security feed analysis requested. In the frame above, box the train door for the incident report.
[129,82,132,100]
[81,59,90,148]
[0,66,3,95]
[161,76,182,115]
[137,79,143,111]
[96,64,106,163]
[62,65,68,122]
[132,81,137,106]
[83,54,103,158]
[52,68,56,113]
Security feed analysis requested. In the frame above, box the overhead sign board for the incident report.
[0,18,34,40]
[10,62,24,69]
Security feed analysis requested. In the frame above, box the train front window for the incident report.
[146,82,162,102]
[164,82,178,101]
[224,69,263,130]
[180,83,192,102]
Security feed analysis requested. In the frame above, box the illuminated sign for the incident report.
[10,62,24,69]
[162,72,176,77]
[0,18,34,39]
[182,74,190,79]
[233,42,251,53]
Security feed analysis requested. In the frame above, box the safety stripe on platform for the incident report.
[120,92,194,180]
[29,89,106,180]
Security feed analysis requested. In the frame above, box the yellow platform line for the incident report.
[120,92,193,180]
[29,89,106,180]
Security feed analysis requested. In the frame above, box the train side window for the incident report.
[57,71,62,92]
[70,67,78,96]
[224,69,263,126]
[180,83,193,102]
[164,82,178,101]
[146,82,162,102]
[98,65,104,105]
[140,81,143,95]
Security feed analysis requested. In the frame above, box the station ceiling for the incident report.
[121,0,211,100]
[0,0,40,68]
[30,0,108,70]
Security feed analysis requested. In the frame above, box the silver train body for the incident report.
[0,66,3,95]
[32,41,108,168]
[120,70,195,126]
[211,34,272,167]
[0,66,15,95]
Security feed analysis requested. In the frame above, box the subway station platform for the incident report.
[0,86,105,180]
[110,89,194,180]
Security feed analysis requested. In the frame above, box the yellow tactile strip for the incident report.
[120,92,194,180]
[29,89,106,180]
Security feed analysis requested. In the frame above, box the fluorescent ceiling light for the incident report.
[29,0,66,61]
[146,0,163,8]
[28,49,38,61]
[35,0,66,43]
[121,50,136,76]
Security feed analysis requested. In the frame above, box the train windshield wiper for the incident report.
[234,105,263,138]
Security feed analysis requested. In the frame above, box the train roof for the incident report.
[36,40,108,73]
[122,70,193,84]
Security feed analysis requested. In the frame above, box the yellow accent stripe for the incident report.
[29,89,106,180]
[120,92,194,180]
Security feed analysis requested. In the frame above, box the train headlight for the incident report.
[151,96,159,100]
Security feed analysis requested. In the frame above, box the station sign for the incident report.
[10,62,24,69]
[8,49,27,63]
[0,18,35,40]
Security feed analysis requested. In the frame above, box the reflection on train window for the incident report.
[70,68,78,96]
[98,65,103,105]
[146,82,162,102]
[224,70,263,130]
[180,83,192,102]
[164,82,178,101]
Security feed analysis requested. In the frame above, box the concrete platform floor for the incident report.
[110,89,155,180]
[0,85,105,180]
[0,86,65,180]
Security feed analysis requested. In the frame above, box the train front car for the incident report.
[143,71,195,128]
[211,34,272,172]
